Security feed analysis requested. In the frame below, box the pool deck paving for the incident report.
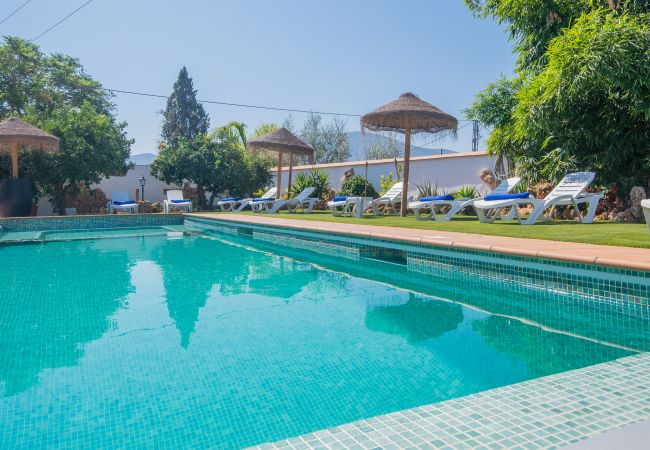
[186,213,650,272]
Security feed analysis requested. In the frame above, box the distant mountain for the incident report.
[347,131,455,162]
[130,153,156,165]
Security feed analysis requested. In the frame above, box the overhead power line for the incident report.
[105,88,363,117]
[105,87,474,123]
[31,0,94,42]
[0,0,33,27]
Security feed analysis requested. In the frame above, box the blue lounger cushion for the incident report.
[171,199,191,204]
[252,197,274,202]
[113,200,135,205]
[220,197,241,202]
[484,192,530,201]
[420,195,455,202]
[332,196,348,202]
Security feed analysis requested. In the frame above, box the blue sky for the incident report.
[2,0,515,154]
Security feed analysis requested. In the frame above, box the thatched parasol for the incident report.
[0,117,59,178]
[361,93,457,216]
[248,127,314,199]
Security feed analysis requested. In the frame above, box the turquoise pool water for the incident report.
[0,228,643,449]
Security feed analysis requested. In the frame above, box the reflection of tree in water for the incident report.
[472,315,632,378]
[365,293,464,344]
[0,243,132,395]
[153,238,319,348]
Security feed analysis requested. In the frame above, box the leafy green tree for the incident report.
[0,37,132,214]
[160,67,209,148]
[22,103,132,213]
[0,37,110,116]
[300,113,351,163]
[250,122,278,139]
[152,125,272,209]
[466,1,650,189]
[365,133,403,160]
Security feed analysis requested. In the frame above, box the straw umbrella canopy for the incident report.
[361,93,458,216]
[0,117,59,178]
[247,127,314,199]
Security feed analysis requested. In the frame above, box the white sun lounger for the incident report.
[474,172,603,225]
[243,187,278,213]
[263,187,316,214]
[107,192,138,214]
[219,187,277,212]
[409,177,522,221]
[371,182,403,215]
[164,190,192,213]
[642,199,650,232]
[328,196,374,217]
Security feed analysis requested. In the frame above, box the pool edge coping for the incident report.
[185,213,650,272]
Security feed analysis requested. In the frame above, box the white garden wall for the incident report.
[273,152,497,196]
[36,152,497,215]
[36,165,181,215]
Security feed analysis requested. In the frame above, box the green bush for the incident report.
[453,185,479,199]
[338,175,379,198]
[416,181,441,199]
[289,168,331,199]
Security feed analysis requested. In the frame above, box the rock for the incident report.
[629,186,646,207]
[150,202,163,213]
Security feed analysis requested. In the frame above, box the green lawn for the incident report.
[203,210,650,249]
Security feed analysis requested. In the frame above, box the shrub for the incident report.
[416,181,441,199]
[380,164,402,195]
[289,168,331,199]
[338,175,379,198]
[453,185,479,199]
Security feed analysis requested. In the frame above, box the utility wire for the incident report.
[0,0,33,27]
[31,0,94,42]
[105,88,362,117]
[105,87,474,122]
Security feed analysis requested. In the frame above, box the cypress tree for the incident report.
[161,67,209,148]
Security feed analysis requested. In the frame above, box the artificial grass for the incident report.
[201,210,650,249]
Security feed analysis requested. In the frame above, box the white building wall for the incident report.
[36,165,181,216]
[36,153,497,215]
[273,152,497,196]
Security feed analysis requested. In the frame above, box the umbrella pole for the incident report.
[11,142,18,179]
[276,151,283,199]
[400,127,411,216]
[287,151,294,196]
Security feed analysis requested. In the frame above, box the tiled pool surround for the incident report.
[250,353,650,450]
[185,217,650,312]
[2,213,649,449]
[0,213,183,232]
[188,213,650,272]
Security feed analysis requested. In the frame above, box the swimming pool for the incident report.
[0,217,648,448]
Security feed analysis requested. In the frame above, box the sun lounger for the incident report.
[642,199,650,232]
[108,192,138,214]
[164,190,192,213]
[219,187,277,212]
[474,172,603,225]
[409,177,521,221]
[371,182,403,215]
[328,196,374,217]
[263,187,316,214]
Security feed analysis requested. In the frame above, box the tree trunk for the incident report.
[55,183,67,216]
[197,186,205,210]
[208,192,217,209]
